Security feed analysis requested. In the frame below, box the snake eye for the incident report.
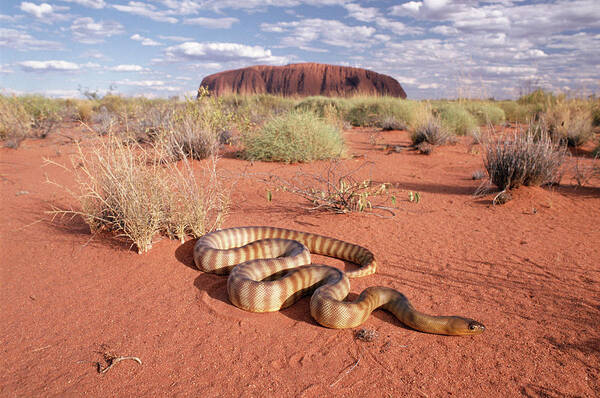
[469,324,475,330]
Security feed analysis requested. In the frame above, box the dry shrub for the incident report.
[262,161,394,214]
[410,113,454,146]
[77,101,94,123]
[48,136,229,253]
[0,95,32,148]
[157,97,234,162]
[165,155,229,242]
[543,98,593,147]
[483,125,567,190]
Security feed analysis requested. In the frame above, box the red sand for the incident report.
[1,124,599,397]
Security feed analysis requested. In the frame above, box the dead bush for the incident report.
[47,136,230,253]
[483,125,567,190]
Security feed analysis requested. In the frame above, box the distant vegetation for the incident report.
[2,89,598,150]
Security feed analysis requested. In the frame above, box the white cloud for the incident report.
[43,89,82,98]
[183,17,239,29]
[261,19,376,49]
[0,28,62,50]
[430,25,458,35]
[18,60,80,72]
[418,82,440,89]
[483,66,538,76]
[164,41,288,64]
[0,14,21,23]
[344,3,378,22]
[514,49,548,59]
[20,2,53,18]
[158,35,194,42]
[376,19,409,36]
[109,64,146,72]
[20,2,70,22]
[60,0,106,9]
[113,2,178,23]
[187,0,349,12]
[115,79,184,93]
[81,49,108,59]
[131,33,162,46]
[117,79,165,87]
[0,65,14,73]
[71,17,124,44]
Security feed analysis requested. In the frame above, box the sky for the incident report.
[0,0,599,100]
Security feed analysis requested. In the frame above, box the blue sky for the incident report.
[0,0,598,99]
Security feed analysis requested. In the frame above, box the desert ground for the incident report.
[1,122,599,397]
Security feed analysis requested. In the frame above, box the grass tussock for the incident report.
[344,97,419,129]
[410,113,454,146]
[464,101,506,125]
[433,102,479,136]
[242,110,346,162]
[0,95,32,148]
[483,125,567,190]
[0,94,65,147]
[542,98,594,147]
[48,136,229,253]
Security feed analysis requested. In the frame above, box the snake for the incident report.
[193,226,485,336]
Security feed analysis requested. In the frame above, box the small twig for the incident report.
[31,345,51,353]
[329,355,361,387]
[15,218,44,232]
[97,356,142,374]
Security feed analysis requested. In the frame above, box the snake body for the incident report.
[193,226,485,335]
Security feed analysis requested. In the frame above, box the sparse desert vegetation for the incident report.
[2,90,599,397]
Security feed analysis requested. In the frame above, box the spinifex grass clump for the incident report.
[242,110,346,162]
[295,96,348,118]
[433,102,479,136]
[464,101,506,125]
[48,136,229,253]
[344,97,419,128]
[483,126,567,190]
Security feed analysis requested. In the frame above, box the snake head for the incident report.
[444,317,486,335]
[458,318,485,335]
[466,320,485,334]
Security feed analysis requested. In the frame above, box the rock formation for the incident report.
[199,63,406,98]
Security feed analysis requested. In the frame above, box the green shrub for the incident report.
[242,110,346,162]
[224,94,295,126]
[483,126,567,190]
[464,101,506,125]
[497,101,538,123]
[344,97,419,128]
[295,96,348,118]
[517,89,555,105]
[434,102,478,135]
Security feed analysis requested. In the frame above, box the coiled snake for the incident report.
[193,226,485,336]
